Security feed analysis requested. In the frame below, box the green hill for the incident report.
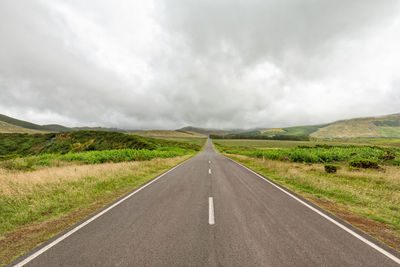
[0,130,202,157]
[0,114,50,132]
[0,114,126,133]
[0,121,46,134]
[311,113,400,138]
[179,126,228,136]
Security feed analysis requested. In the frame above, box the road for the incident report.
[12,139,400,266]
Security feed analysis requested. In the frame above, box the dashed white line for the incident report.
[209,168,211,174]
[209,197,215,225]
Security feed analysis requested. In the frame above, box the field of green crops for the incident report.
[214,141,400,166]
[0,147,195,171]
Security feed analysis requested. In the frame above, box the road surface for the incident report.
[11,139,400,266]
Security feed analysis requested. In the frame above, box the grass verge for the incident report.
[0,155,190,266]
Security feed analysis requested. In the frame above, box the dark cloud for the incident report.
[1,0,400,129]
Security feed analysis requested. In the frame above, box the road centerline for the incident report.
[209,197,215,225]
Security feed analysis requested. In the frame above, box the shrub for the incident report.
[349,159,379,169]
[379,150,396,161]
[324,164,338,173]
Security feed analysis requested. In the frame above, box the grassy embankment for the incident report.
[0,131,205,265]
[213,138,400,251]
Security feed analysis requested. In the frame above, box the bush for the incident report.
[349,159,380,169]
[379,150,396,161]
[324,164,338,173]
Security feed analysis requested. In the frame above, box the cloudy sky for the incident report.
[1,0,400,129]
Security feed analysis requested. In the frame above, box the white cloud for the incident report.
[0,0,400,129]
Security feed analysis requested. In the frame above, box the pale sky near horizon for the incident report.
[1,0,400,129]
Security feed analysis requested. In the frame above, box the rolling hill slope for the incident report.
[0,114,52,132]
[179,126,228,136]
[311,113,400,138]
[0,114,127,133]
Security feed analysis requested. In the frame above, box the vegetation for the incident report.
[1,148,192,171]
[311,113,400,138]
[0,130,201,157]
[215,142,400,166]
[132,129,203,138]
[324,164,338,173]
[0,114,49,132]
[349,159,380,169]
[210,133,310,141]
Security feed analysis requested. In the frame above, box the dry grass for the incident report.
[312,119,380,138]
[0,157,186,196]
[229,154,400,251]
[260,128,285,133]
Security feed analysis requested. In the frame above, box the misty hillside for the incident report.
[3,112,400,138]
[179,126,229,136]
[0,114,126,133]
[0,114,54,132]
[311,113,400,138]
[256,113,400,138]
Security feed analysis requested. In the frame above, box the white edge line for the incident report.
[13,158,191,267]
[224,156,400,265]
[209,197,215,225]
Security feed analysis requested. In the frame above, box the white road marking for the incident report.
[225,156,400,265]
[209,168,211,174]
[13,159,192,267]
[209,197,215,225]
[209,160,211,164]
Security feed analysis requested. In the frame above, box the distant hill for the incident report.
[0,120,46,134]
[42,124,74,132]
[0,114,51,132]
[255,113,400,138]
[73,127,127,133]
[3,112,400,138]
[0,114,126,133]
[311,113,400,138]
[178,126,228,136]
[0,130,202,156]
[133,130,205,138]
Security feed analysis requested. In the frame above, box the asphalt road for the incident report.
[12,139,400,266]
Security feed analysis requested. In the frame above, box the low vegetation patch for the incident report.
[0,147,193,171]
[215,142,400,166]
[0,130,201,157]
[349,159,380,169]
[324,164,338,173]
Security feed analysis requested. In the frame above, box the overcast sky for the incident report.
[1,0,400,129]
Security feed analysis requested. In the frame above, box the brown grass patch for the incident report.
[0,157,187,196]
